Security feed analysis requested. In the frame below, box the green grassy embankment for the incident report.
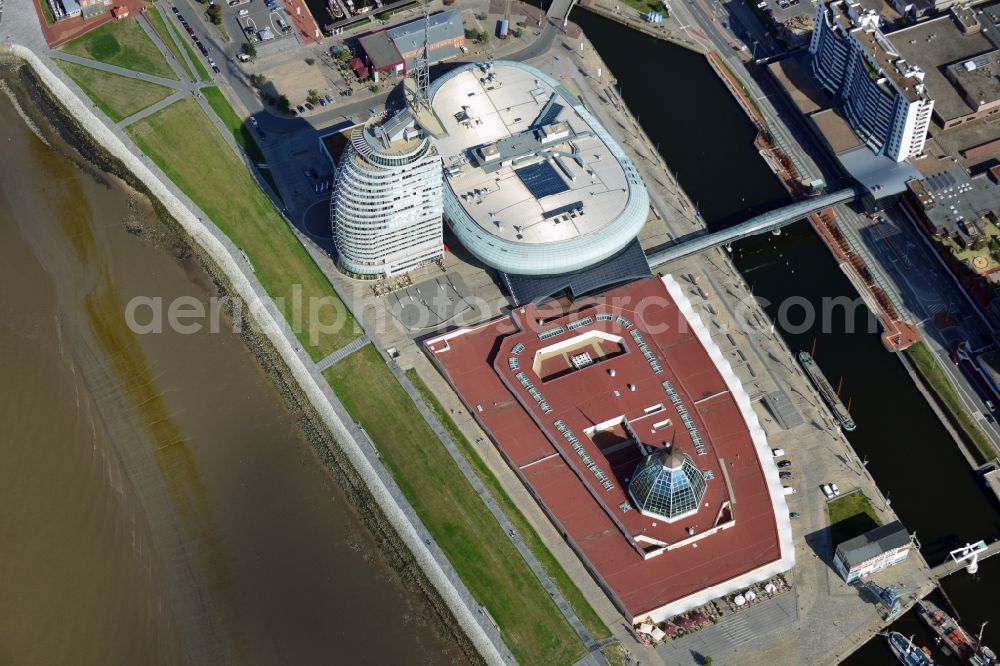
[56,60,174,122]
[326,347,587,665]
[905,342,995,463]
[405,368,611,643]
[125,96,357,359]
[200,86,279,196]
[61,18,178,80]
[144,7,195,81]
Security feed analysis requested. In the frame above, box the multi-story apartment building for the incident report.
[810,0,934,161]
[330,111,443,279]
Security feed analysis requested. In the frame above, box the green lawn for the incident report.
[56,60,175,122]
[406,368,611,642]
[145,7,195,81]
[827,491,881,547]
[125,97,358,358]
[201,86,280,201]
[905,342,995,462]
[326,348,586,665]
[177,28,210,81]
[61,18,178,80]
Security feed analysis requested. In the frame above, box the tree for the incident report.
[307,89,320,104]
[478,29,490,43]
[278,94,290,113]
[206,4,221,24]
[475,11,487,19]
[249,73,267,89]
[334,49,350,63]
[511,27,523,38]
[244,42,257,58]
[305,57,316,66]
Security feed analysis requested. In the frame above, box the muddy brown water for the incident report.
[0,79,468,664]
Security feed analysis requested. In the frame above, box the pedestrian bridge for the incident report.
[646,187,861,268]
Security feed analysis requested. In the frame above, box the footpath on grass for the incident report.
[8,16,616,661]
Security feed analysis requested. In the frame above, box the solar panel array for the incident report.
[567,316,594,330]
[516,371,552,413]
[554,419,615,491]
[515,162,570,199]
[630,329,663,374]
[538,325,565,341]
[663,380,707,456]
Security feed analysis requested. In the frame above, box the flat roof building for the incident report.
[425,276,795,623]
[427,61,650,281]
[388,9,464,70]
[833,520,911,582]
[358,10,464,80]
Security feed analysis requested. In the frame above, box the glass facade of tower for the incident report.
[330,118,443,279]
[629,450,707,522]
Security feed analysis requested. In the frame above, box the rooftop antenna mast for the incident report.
[404,0,446,136]
[410,0,431,109]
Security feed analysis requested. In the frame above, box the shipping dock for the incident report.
[798,351,857,432]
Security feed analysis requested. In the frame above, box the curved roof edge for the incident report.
[430,60,650,276]
[634,275,796,624]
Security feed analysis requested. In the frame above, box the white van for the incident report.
[830,483,841,496]
[783,486,796,495]
[771,448,785,457]
[821,484,834,499]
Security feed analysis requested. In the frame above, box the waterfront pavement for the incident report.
[0,5,531,665]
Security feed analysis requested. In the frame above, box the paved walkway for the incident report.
[1,4,519,664]
[315,334,370,371]
[117,89,186,127]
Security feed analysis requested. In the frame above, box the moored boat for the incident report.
[887,631,934,666]
[917,599,996,666]
[797,351,856,431]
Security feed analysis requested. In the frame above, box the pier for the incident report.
[930,540,1000,578]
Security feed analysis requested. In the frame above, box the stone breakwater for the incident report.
[0,44,503,666]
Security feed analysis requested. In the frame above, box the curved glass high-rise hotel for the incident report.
[330,112,443,278]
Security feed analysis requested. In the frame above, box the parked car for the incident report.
[290,108,298,116]
[197,42,208,56]
[987,400,996,411]
[987,413,995,423]
[248,117,258,127]
[239,8,249,15]
[789,512,800,519]
[305,102,314,110]
[296,105,306,113]
[324,94,333,103]
[821,484,834,498]
[777,460,791,468]
[212,65,221,74]
[830,483,841,496]
[779,471,792,479]
[765,8,775,17]
[318,98,327,106]
[171,6,179,14]
[783,486,796,495]
[771,448,785,457]
[756,1,767,7]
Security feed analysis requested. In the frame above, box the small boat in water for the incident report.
[798,351,856,431]
[918,600,996,666]
[887,631,935,666]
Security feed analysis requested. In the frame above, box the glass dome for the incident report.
[628,448,707,522]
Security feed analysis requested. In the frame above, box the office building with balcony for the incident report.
[810,0,934,162]
[330,111,443,279]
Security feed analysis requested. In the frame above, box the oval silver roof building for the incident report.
[428,61,649,276]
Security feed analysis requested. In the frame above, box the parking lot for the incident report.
[235,0,296,46]
[753,0,813,26]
